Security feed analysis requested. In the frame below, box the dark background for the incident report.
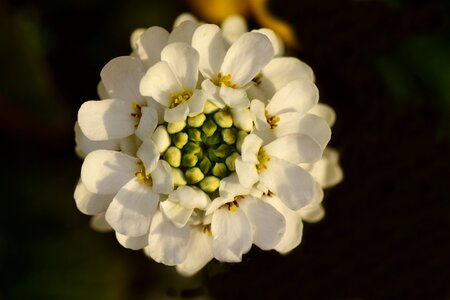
[1,0,449,299]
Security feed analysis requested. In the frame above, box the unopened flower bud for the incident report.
[202,119,217,137]
[203,100,219,114]
[172,132,188,149]
[199,176,220,193]
[225,152,240,171]
[167,121,186,134]
[187,113,206,127]
[171,167,187,186]
[198,157,212,174]
[185,167,205,184]
[152,125,171,153]
[204,131,222,145]
[222,128,237,145]
[187,128,202,142]
[212,162,228,178]
[213,144,234,158]
[214,111,233,128]
[164,146,181,167]
[182,153,198,168]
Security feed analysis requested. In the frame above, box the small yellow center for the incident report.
[265,110,280,129]
[170,90,193,108]
[227,199,240,212]
[135,161,153,185]
[130,102,145,127]
[256,147,270,172]
[214,73,237,89]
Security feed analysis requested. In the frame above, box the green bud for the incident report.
[167,121,186,134]
[198,157,212,174]
[236,130,248,152]
[185,167,205,184]
[204,131,222,145]
[172,132,188,149]
[212,162,228,178]
[203,100,219,114]
[184,142,202,155]
[202,119,217,137]
[187,113,206,127]
[171,167,187,186]
[225,152,240,171]
[221,128,237,145]
[207,148,219,162]
[214,111,233,128]
[187,128,202,142]
[213,144,234,158]
[164,146,181,167]
[182,153,198,168]
[199,176,220,193]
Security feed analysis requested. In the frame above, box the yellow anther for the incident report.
[170,90,193,108]
[265,110,280,129]
[203,224,212,236]
[135,161,153,185]
[252,73,263,85]
[256,147,270,172]
[214,73,237,89]
[130,102,145,127]
[227,199,240,212]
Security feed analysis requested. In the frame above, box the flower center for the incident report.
[256,147,270,172]
[265,110,280,129]
[214,73,237,89]
[135,161,153,185]
[160,106,249,196]
[170,90,193,108]
[130,102,145,127]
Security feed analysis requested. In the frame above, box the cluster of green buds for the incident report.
[161,102,249,196]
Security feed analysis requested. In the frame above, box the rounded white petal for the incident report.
[119,135,141,156]
[176,226,213,277]
[100,56,145,103]
[173,13,198,28]
[262,195,303,254]
[168,20,197,44]
[308,103,336,127]
[266,79,319,116]
[219,85,250,108]
[240,134,263,163]
[146,210,190,266]
[260,57,315,98]
[307,147,343,188]
[252,28,284,57]
[235,158,259,188]
[298,182,325,223]
[81,150,137,195]
[135,26,169,68]
[97,81,109,99]
[161,42,199,91]
[205,196,232,216]
[250,99,271,132]
[146,98,166,124]
[192,24,226,79]
[168,186,210,209]
[74,122,119,158]
[240,196,285,250]
[151,160,174,194]
[264,134,322,164]
[187,89,207,117]
[78,99,135,141]
[219,173,252,198]
[116,232,148,250]
[74,180,113,215]
[105,177,159,237]
[129,27,145,50]
[151,125,171,153]
[139,61,183,106]
[260,157,315,210]
[246,85,269,103]
[211,207,252,262]
[136,139,160,174]
[230,107,253,132]
[135,106,158,141]
[160,200,194,228]
[90,213,113,232]
[201,79,225,108]
[220,32,274,87]
[164,101,189,123]
[221,14,248,45]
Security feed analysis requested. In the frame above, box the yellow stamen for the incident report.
[135,161,153,185]
[265,110,280,129]
[227,199,240,212]
[256,147,270,172]
[170,90,193,108]
[252,73,263,85]
[214,73,237,89]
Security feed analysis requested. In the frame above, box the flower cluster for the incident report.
[74,14,342,276]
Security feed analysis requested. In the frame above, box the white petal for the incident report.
[81,150,137,194]
[78,99,135,141]
[308,103,336,127]
[235,158,259,188]
[74,122,119,158]
[139,61,183,106]
[220,32,274,87]
[105,177,159,237]
[176,226,213,277]
[262,195,303,254]
[160,200,194,228]
[100,56,145,103]
[119,135,141,156]
[252,28,284,57]
[240,196,285,250]
[161,42,199,90]
[129,27,145,50]
[298,182,325,223]
[266,79,319,116]
[151,160,174,194]
[173,13,198,28]
[205,196,232,216]
[260,157,315,210]
[192,24,226,79]
[201,79,225,108]
[136,139,160,174]
[219,173,252,198]
[246,85,269,103]
[250,99,270,132]
[219,85,250,108]
[221,14,248,45]
[164,101,189,123]
[116,232,148,250]
[307,147,343,188]
[211,207,252,262]
[265,134,322,164]
[230,107,253,132]
[97,81,109,99]
[135,26,169,68]
[187,89,207,117]
[146,210,190,265]
[168,186,210,209]
[240,133,263,163]
[151,125,171,153]
[260,57,315,98]
[74,180,112,215]
[168,20,197,44]
[90,213,113,232]
[135,106,158,141]
[146,98,166,124]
